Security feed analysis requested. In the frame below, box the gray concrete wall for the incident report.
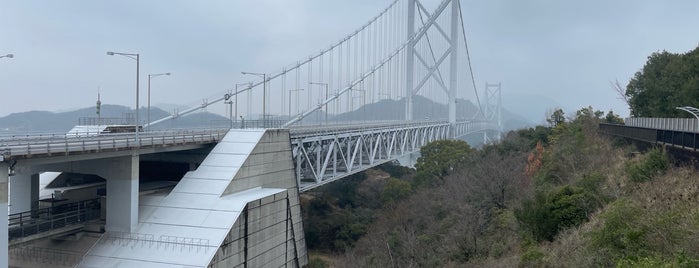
[9,173,39,214]
[1,163,9,268]
[209,191,301,268]
[214,129,307,267]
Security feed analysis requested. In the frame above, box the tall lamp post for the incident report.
[107,51,140,145]
[241,72,267,127]
[309,82,328,125]
[147,72,171,129]
[289,88,304,118]
[234,83,251,126]
[224,91,234,128]
[0,54,13,59]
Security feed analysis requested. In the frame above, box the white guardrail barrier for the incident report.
[625,117,699,133]
[0,128,229,159]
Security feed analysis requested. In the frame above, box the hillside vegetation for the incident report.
[302,107,699,267]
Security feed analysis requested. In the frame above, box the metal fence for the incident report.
[10,246,83,266]
[625,117,699,133]
[96,231,211,254]
[78,117,135,126]
[8,198,101,240]
[1,128,228,160]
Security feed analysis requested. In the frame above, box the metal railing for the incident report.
[8,198,101,240]
[96,231,211,254]
[10,246,83,266]
[625,117,699,133]
[1,128,228,160]
[289,120,448,138]
[78,117,135,126]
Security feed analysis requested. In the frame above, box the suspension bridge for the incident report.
[0,0,502,267]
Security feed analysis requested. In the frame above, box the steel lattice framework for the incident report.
[290,120,496,191]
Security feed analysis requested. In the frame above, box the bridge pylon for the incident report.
[405,0,462,137]
[484,82,503,141]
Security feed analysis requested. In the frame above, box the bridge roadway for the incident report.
[601,118,699,151]
[1,120,496,192]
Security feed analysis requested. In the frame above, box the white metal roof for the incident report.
[66,125,109,137]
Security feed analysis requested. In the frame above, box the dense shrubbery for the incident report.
[302,172,375,253]
[517,185,600,242]
[626,147,668,182]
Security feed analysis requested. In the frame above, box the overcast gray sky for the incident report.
[1,0,698,123]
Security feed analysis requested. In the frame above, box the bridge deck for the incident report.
[600,123,699,151]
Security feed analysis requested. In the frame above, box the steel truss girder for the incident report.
[291,119,498,192]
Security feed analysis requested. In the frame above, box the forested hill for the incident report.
[0,104,230,132]
[301,106,699,267]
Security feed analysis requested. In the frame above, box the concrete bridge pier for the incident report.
[1,162,9,268]
[103,155,139,233]
[66,154,140,233]
[396,152,420,168]
[9,173,39,214]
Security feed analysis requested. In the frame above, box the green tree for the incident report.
[381,178,413,204]
[625,46,699,117]
[547,108,566,127]
[516,186,600,242]
[414,140,473,186]
[605,110,624,124]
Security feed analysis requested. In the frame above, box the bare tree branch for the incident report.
[610,79,630,107]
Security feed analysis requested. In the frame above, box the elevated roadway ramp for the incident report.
[79,129,307,267]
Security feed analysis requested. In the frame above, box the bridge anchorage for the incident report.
[1,0,503,267]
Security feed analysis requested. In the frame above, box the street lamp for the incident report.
[225,82,251,129]
[289,88,304,118]
[235,83,251,125]
[241,72,267,127]
[309,82,328,125]
[0,54,13,59]
[147,72,171,129]
[107,51,140,145]
[224,91,234,129]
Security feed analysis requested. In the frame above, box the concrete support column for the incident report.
[105,155,139,233]
[1,163,9,268]
[397,152,419,168]
[86,155,139,233]
[9,173,39,214]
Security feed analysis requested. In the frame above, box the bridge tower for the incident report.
[405,0,461,137]
[484,82,503,140]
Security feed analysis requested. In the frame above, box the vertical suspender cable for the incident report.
[282,70,287,118]
[329,48,334,120]
[346,36,351,112]
[338,43,343,114]
[308,60,313,112]
[296,62,301,115]
[457,2,482,115]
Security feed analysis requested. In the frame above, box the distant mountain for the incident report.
[322,95,531,131]
[502,93,562,125]
[0,97,531,134]
[0,104,229,133]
